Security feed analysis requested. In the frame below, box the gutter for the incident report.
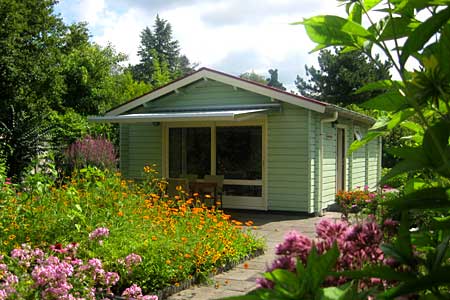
[317,111,338,216]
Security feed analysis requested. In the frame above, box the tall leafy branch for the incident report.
[296,0,450,298]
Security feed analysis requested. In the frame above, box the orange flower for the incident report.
[245,220,254,226]
[117,211,124,217]
[243,262,249,269]
[184,253,191,258]
[152,236,157,241]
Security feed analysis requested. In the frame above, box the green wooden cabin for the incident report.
[90,68,381,214]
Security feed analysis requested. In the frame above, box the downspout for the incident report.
[317,111,338,216]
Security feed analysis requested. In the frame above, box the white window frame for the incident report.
[162,118,267,210]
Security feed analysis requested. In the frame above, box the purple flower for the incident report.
[89,227,110,241]
[275,231,312,262]
[105,272,120,286]
[268,256,296,272]
[122,253,142,271]
[256,277,274,289]
[122,284,143,298]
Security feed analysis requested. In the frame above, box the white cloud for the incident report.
[56,0,347,86]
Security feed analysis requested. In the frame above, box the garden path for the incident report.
[166,211,341,300]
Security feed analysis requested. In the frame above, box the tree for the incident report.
[239,71,267,84]
[267,69,286,90]
[0,0,151,178]
[131,15,195,84]
[295,48,391,105]
[0,0,66,120]
[240,69,286,90]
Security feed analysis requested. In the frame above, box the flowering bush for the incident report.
[64,135,117,171]
[335,186,380,220]
[0,165,263,295]
[1,242,157,300]
[256,218,388,291]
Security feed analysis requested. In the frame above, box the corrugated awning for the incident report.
[88,109,270,123]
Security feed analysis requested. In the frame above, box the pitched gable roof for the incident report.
[106,67,328,116]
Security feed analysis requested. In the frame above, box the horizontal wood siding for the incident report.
[321,123,336,208]
[351,127,367,189]
[367,137,379,189]
[120,125,130,177]
[310,112,320,213]
[120,124,162,178]
[142,80,272,111]
[267,103,310,212]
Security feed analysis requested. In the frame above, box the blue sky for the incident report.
[54,0,345,90]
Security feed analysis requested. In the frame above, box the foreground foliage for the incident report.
[224,0,450,299]
[0,165,263,296]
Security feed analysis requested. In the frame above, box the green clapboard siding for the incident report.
[138,80,272,112]
[120,124,162,178]
[367,138,380,189]
[351,127,367,189]
[310,112,320,213]
[321,123,336,208]
[267,103,310,212]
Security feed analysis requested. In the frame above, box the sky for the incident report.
[55,0,347,91]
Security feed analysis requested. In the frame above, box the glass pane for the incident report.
[223,185,262,197]
[169,127,211,178]
[216,126,262,180]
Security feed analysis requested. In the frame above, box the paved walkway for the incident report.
[167,211,341,300]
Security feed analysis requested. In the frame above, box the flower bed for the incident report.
[0,166,264,298]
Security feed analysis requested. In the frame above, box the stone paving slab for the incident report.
[166,211,340,300]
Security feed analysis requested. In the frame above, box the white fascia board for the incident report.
[89,109,268,123]
[106,69,327,116]
[205,71,327,113]
[105,71,206,116]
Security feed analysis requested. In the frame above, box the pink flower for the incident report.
[89,227,110,242]
[275,231,312,263]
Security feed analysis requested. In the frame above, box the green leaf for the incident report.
[378,17,418,41]
[400,120,424,134]
[380,243,411,265]
[380,158,428,183]
[423,121,450,176]
[386,109,415,130]
[400,7,450,67]
[403,178,428,195]
[349,3,362,24]
[296,15,375,50]
[388,146,428,162]
[306,243,340,291]
[363,0,382,11]
[384,187,450,210]
[382,266,450,298]
[360,90,407,111]
[320,282,357,300]
[337,265,416,281]
[432,235,450,271]
[354,79,393,94]
[348,131,384,155]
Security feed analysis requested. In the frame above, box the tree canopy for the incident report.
[0,0,153,179]
[295,48,391,105]
[131,15,195,85]
[239,69,286,90]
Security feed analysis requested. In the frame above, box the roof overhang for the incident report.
[326,105,376,125]
[89,109,270,123]
[105,68,327,116]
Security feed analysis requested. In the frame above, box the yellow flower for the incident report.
[8,234,16,240]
